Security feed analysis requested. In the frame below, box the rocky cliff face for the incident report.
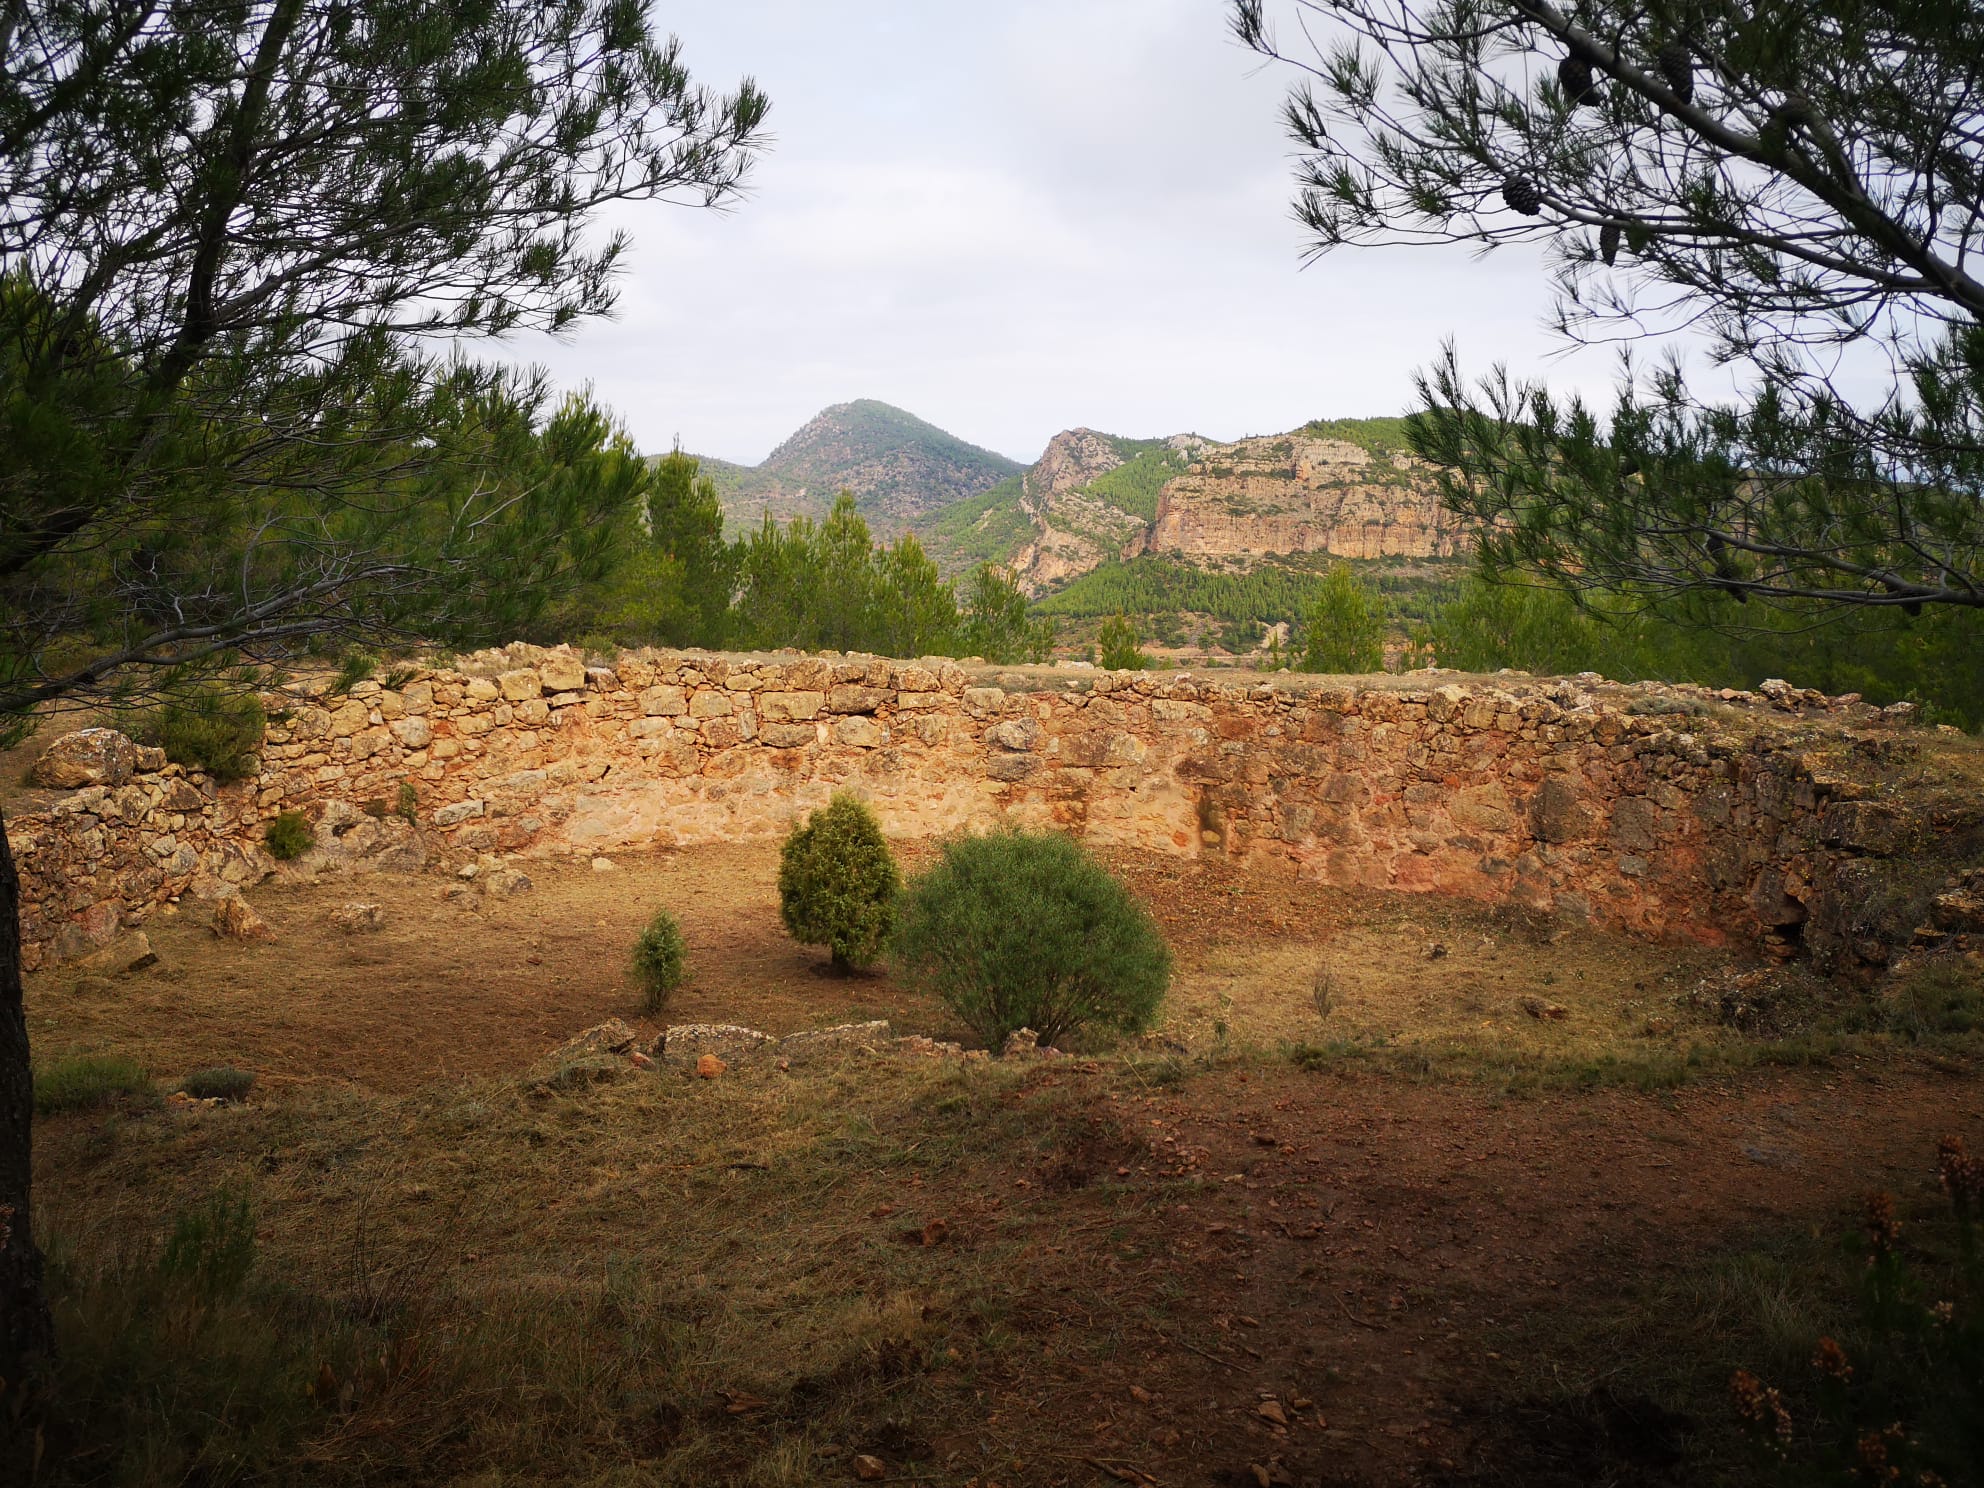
[1134,433,1466,564]
[1009,430,1211,593]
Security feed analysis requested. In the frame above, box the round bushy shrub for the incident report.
[264,810,315,861]
[777,792,899,970]
[890,829,1170,1048]
[632,909,688,1014]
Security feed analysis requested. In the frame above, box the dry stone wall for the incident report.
[14,644,1980,975]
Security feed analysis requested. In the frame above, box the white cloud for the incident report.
[497,1,1633,465]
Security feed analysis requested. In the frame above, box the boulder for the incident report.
[483,867,533,897]
[211,895,274,941]
[32,728,142,789]
[538,654,587,693]
[74,931,158,977]
[330,902,386,934]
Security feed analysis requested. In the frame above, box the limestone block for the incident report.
[986,718,1042,752]
[629,717,675,739]
[401,681,433,714]
[641,685,688,717]
[464,677,500,702]
[328,699,371,738]
[1449,784,1516,835]
[75,931,158,976]
[391,716,434,749]
[514,698,550,727]
[497,668,541,701]
[212,895,273,941]
[35,728,144,789]
[701,718,744,750]
[986,754,1039,782]
[657,1023,776,1068]
[896,665,939,692]
[962,687,1004,719]
[689,690,734,719]
[434,799,485,826]
[760,690,825,722]
[350,726,393,761]
[760,722,818,748]
[539,654,587,693]
[1530,777,1593,844]
[454,712,494,737]
[1609,796,1661,852]
[834,717,888,748]
[827,684,891,715]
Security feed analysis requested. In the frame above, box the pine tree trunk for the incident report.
[0,805,54,1392]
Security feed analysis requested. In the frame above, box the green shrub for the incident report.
[777,792,900,970]
[631,910,688,1014]
[157,1189,257,1301]
[179,1067,256,1102]
[137,686,266,782]
[396,780,419,824]
[264,810,315,861]
[36,1054,151,1114]
[331,649,376,694]
[1298,563,1386,673]
[890,829,1170,1048]
[1096,612,1148,670]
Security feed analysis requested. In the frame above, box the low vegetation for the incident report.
[179,1067,256,1103]
[632,909,689,1014]
[263,810,315,861]
[133,685,266,782]
[1095,612,1148,670]
[34,1055,150,1115]
[777,793,900,971]
[891,829,1170,1048]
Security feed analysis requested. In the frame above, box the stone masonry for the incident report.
[13,643,1981,974]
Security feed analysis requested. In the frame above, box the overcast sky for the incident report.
[503,0,1627,466]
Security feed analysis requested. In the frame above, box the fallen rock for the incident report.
[852,1456,887,1482]
[211,895,273,942]
[591,857,617,872]
[441,883,476,906]
[329,902,386,934]
[483,867,533,898]
[656,1023,778,1068]
[775,1021,891,1064]
[695,1053,727,1079]
[1001,1027,1044,1058]
[1519,995,1569,1021]
[74,931,157,977]
[32,727,142,788]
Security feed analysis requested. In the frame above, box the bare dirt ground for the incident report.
[23,841,1984,1486]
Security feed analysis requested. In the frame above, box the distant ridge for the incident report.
[690,399,1022,532]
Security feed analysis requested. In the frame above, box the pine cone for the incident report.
[1658,41,1694,103]
[1501,176,1543,216]
[1599,222,1621,266]
[1557,55,1599,106]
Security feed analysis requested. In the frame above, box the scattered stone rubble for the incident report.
[12,643,1982,977]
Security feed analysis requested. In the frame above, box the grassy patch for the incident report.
[35,1054,152,1114]
[28,1056,1152,1485]
[179,1066,256,1102]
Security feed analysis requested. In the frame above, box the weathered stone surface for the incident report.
[776,1021,891,1063]
[827,684,890,715]
[498,668,541,702]
[211,895,273,941]
[330,901,386,933]
[986,718,1042,751]
[33,728,142,788]
[550,1019,639,1062]
[434,799,485,826]
[538,654,587,693]
[1530,778,1593,844]
[75,931,157,976]
[641,685,688,717]
[391,716,433,749]
[658,1023,777,1067]
[482,867,533,897]
[834,716,887,748]
[760,690,825,722]
[759,722,817,748]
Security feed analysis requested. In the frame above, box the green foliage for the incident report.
[1301,415,1416,455]
[777,793,900,970]
[1298,564,1386,673]
[890,829,1171,1048]
[1039,554,1448,633]
[396,781,419,824]
[1075,443,1192,522]
[135,684,266,782]
[263,811,315,862]
[957,562,1055,663]
[1096,613,1149,671]
[920,476,1034,568]
[179,1068,256,1103]
[158,1190,258,1303]
[1425,572,1984,728]
[330,651,376,695]
[35,1055,150,1115]
[631,910,689,1015]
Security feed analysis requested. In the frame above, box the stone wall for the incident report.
[14,645,1981,975]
